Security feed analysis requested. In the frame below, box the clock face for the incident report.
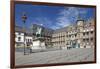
[77,21,84,26]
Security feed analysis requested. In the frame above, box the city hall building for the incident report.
[15,18,95,49]
[52,19,95,49]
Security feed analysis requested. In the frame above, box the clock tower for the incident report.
[76,15,84,48]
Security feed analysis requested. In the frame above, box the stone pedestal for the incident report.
[31,38,46,50]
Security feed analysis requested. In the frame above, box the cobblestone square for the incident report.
[15,48,94,65]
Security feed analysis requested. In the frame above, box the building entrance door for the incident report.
[71,40,78,48]
[72,43,76,48]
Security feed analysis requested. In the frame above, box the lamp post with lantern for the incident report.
[21,12,27,55]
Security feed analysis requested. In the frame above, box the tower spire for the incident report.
[77,12,81,20]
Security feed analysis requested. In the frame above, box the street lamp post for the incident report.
[22,12,27,55]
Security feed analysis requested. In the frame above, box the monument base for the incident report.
[31,38,46,50]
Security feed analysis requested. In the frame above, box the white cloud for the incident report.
[32,17,54,29]
[50,25,61,30]
[56,7,87,28]
[31,7,88,30]
[57,16,70,27]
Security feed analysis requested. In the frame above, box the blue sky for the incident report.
[15,4,95,30]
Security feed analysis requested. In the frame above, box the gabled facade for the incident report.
[52,19,95,49]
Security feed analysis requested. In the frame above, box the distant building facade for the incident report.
[15,26,33,47]
[52,19,95,49]
[15,19,95,49]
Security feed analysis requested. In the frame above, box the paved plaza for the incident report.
[15,48,94,66]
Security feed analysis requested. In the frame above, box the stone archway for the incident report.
[71,40,78,48]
